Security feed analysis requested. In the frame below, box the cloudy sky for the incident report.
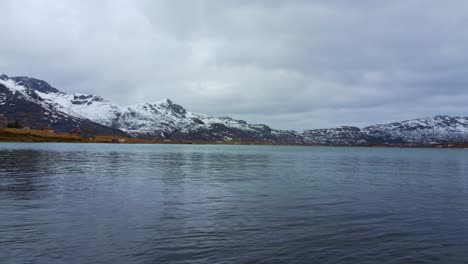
[1,0,468,129]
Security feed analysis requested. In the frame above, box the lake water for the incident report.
[1,143,468,263]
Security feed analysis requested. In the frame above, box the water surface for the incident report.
[1,143,468,263]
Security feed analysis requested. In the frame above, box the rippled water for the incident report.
[1,143,468,263]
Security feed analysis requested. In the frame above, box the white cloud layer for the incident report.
[1,0,468,129]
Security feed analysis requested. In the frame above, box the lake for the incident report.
[1,143,468,263]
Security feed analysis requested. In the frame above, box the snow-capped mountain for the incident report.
[34,89,278,141]
[0,74,281,141]
[1,74,468,146]
[302,116,468,145]
[1,74,60,93]
[0,75,127,136]
[363,116,468,144]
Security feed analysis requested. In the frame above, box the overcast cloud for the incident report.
[1,0,468,129]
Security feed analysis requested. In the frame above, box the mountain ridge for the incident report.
[1,74,467,146]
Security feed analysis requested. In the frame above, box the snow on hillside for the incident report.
[0,78,62,115]
[1,79,29,96]
[36,91,123,127]
[363,116,468,143]
[302,126,364,145]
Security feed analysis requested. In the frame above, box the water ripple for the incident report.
[1,143,468,263]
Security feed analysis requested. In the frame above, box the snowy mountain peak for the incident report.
[131,98,187,117]
[159,98,173,105]
[6,75,60,94]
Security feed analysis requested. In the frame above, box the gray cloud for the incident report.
[1,0,468,129]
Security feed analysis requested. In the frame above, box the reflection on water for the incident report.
[1,143,468,263]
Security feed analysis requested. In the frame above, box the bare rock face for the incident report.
[5,75,61,93]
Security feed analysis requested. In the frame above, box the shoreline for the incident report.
[0,128,466,149]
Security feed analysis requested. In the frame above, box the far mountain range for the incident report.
[1,74,468,146]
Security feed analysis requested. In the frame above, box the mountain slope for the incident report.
[0,76,128,136]
[302,116,468,145]
[363,116,468,144]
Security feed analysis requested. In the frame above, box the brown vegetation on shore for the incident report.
[0,128,154,144]
[0,128,467,148]
[0,128,274,145]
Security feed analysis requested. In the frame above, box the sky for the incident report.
[1,0,468,130]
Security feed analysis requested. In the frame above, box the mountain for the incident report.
[302,116,468,146]
[33,90,286,142]
[1,74,468,146]
[363,116,468,144]
[0,75,127,136]
[0,74,288,142]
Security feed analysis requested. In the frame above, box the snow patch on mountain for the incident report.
[0,79,28,95]
[36,91,123,127]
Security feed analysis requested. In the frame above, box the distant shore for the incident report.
[0,128,466,148]
[0,128,274,145]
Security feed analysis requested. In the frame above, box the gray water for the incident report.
[1,143,468,263]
